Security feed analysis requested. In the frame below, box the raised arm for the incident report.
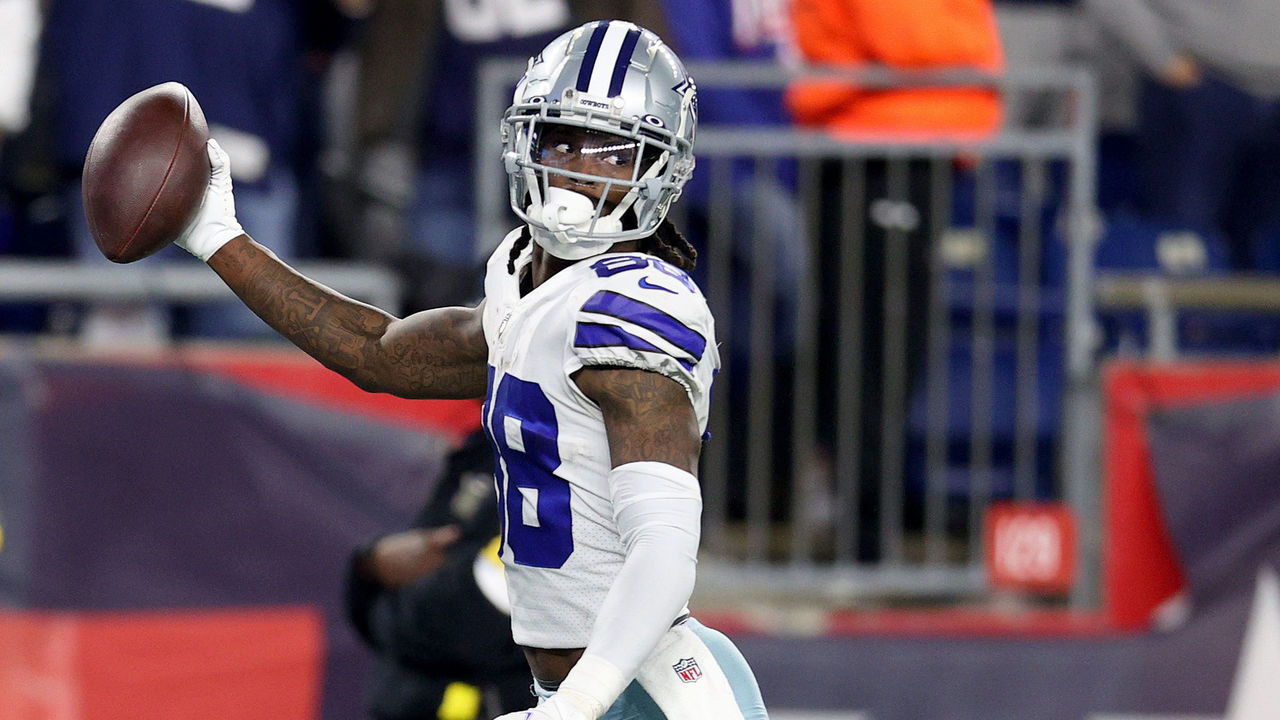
[179,141,488,399]
[208,236,487,398]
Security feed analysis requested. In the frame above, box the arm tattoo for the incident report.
[209,237,487,399]
[576,367,700,473]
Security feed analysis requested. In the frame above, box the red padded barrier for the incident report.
[0,607,324,720]
[1102,360,1280,629]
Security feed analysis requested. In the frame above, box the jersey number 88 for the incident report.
[485,373,574,568]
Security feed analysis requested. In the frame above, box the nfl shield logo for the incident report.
[673,657,702,683]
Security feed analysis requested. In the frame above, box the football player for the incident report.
[173,19,769,720]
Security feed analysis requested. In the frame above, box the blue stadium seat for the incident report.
[1091,211,1280,356]
[1094,211,1231,275]
[1248,220,1280,275]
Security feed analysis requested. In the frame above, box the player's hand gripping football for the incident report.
[175,139,244,261]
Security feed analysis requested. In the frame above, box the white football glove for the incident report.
[176,138,244,261]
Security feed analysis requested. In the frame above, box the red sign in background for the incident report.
[985,502,1077,594]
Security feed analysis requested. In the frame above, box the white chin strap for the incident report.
[527,187,622,261]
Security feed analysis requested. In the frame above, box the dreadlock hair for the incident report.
[507,227,532,275]
[645,218,698,272]
[507,218,697,276]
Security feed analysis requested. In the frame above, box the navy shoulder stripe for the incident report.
[580,290,707,362]
[574,322,695,371]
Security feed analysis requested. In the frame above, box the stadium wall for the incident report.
[0,346,472,720]
[3,347,1279,720]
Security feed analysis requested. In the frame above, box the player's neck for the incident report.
[529,245,569,289]
[529,241,640,289]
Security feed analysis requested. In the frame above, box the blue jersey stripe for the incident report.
[576,22,609,92]
[575,323,696,371]
[607,28,641,97]
[580,291,707,362]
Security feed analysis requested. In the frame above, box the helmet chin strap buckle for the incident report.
[527,188,623,260]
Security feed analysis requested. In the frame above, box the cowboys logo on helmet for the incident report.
[502,20,698,261]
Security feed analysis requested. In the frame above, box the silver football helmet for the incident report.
[502,20,697,260]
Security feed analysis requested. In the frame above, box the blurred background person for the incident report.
[785,0,1004,560]
[346,429,530,720]
[0,0,41,160]
[1083,0,1280,274]
[332,0,571,312]
[36,0,352,343]
[0,0,49,334]
[787,0,1003,139]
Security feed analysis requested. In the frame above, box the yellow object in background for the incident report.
[438,681,483,720]
[480,535,502,567]
[473,535,511,614]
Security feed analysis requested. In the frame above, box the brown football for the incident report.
[82,82,210,263]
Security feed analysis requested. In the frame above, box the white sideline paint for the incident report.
[1088,567,1280,720]
[1226,566,1280,720]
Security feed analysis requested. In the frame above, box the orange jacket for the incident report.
[786,0,1004,140]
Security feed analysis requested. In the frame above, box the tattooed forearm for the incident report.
[574,366,701,473]
[378,307,489,397]
[207,236,487,399]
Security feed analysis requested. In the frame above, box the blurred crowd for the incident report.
[1,0,1279,345]
[0,0,676,343]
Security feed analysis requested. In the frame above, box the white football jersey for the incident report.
[480,229,719,649]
